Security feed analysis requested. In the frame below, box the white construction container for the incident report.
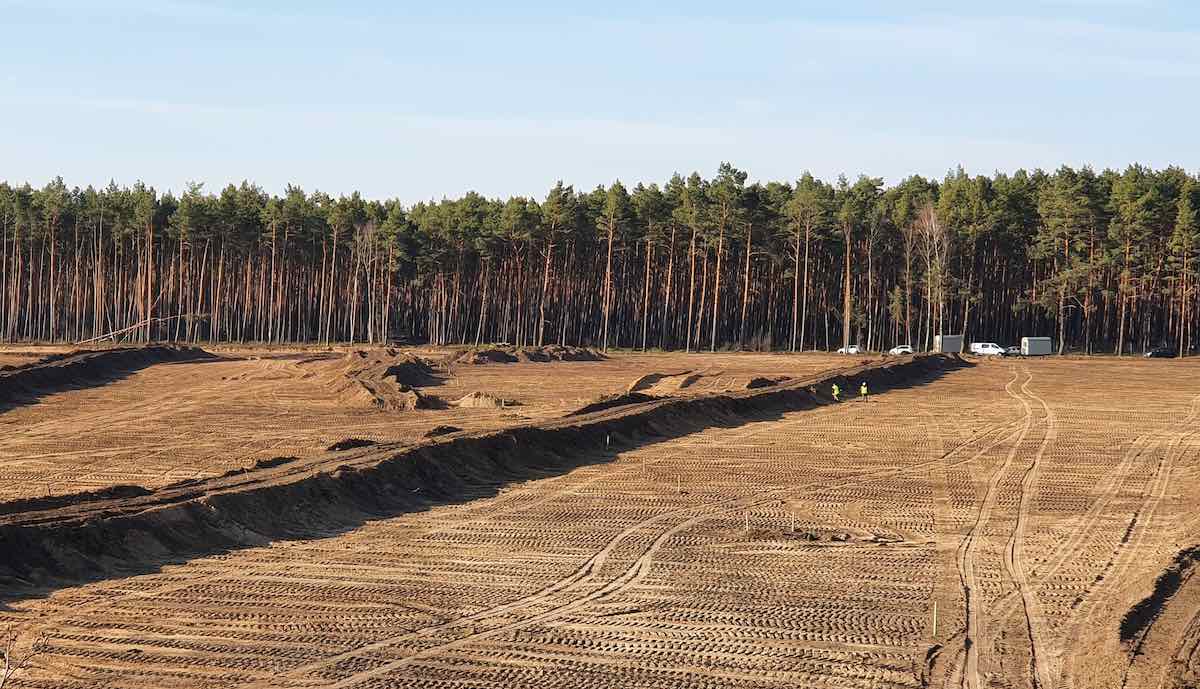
[934,334,964,354]
[1021,337,1053,356]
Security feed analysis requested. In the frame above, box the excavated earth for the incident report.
[0,347,1198,689]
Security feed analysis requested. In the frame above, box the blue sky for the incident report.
[1,1,1197,201]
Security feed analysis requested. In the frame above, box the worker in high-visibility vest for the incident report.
[831,383,841,402]
[860,381,869,402]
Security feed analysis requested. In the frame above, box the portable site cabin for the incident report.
[934,334,964,354]
[1021,337,1053,356]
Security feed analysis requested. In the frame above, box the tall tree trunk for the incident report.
[1116,239,1130,356]
[791,227,801,351]
[710,224,724,352]
[537,237,553,346]
[660,226,676,349]
[739,222,751,348]
[641,239,652,351]
[685,225,697,352]
[602,222,614,351]
[842,222,852,351]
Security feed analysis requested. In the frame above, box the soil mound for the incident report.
[451,391,519,408]
[515,345,606,362]
[322,350,440,410]
[627,370,692,394]
[0,345,215,408]
[452,345,605,365]
[455,348,518,365]
[647,372,705,394]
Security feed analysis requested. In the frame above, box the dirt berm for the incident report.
[0,345,215,408]
[0,354,965,596]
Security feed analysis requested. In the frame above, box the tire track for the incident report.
[264,380,1030,688]
[992,393,1200,627]
[1064,401,1200,689]
[954,368,1038,689]
[1057,395,1200,689]
[1002,369,1054,689]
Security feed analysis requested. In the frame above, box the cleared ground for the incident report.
[0,348,845,502]
[1,351,1198,689]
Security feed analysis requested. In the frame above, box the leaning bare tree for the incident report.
[1,627,48,688]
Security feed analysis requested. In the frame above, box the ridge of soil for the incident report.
[569,392,659,416]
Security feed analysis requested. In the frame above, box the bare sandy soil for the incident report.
[1,350,1198,689]
[0,347,846,502]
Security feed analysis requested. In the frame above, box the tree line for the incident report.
[1,163,1197,355]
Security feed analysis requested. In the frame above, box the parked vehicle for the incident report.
[888,344,913,356]
[969,342,1005,356]
[1145,347,1176,358]
[1005,345,1021,356]
[836,345,862,355]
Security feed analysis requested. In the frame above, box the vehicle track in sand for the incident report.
[954,368,1034,689]
[994,392,1200,621]
[1085,396,1200,689]
[260,383,1030,688]
[1021,392,1200,689]
[1000,369,1055,689]
[963,378,1200,689]
[941,364,1071,689]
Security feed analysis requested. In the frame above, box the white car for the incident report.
[888,344,913,356]
[970,342,1005,356]
[836,345,862,355]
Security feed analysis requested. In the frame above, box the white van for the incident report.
[970,342,1005,356]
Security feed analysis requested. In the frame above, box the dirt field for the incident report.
[1,350,1198,689]
[0,347,845,502]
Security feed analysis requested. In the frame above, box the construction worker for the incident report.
[831,383,841,402]
[860,381,869,402]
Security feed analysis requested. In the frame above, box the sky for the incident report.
[1,0,1198,202]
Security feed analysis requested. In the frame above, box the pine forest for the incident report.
[1,163,1197,355]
